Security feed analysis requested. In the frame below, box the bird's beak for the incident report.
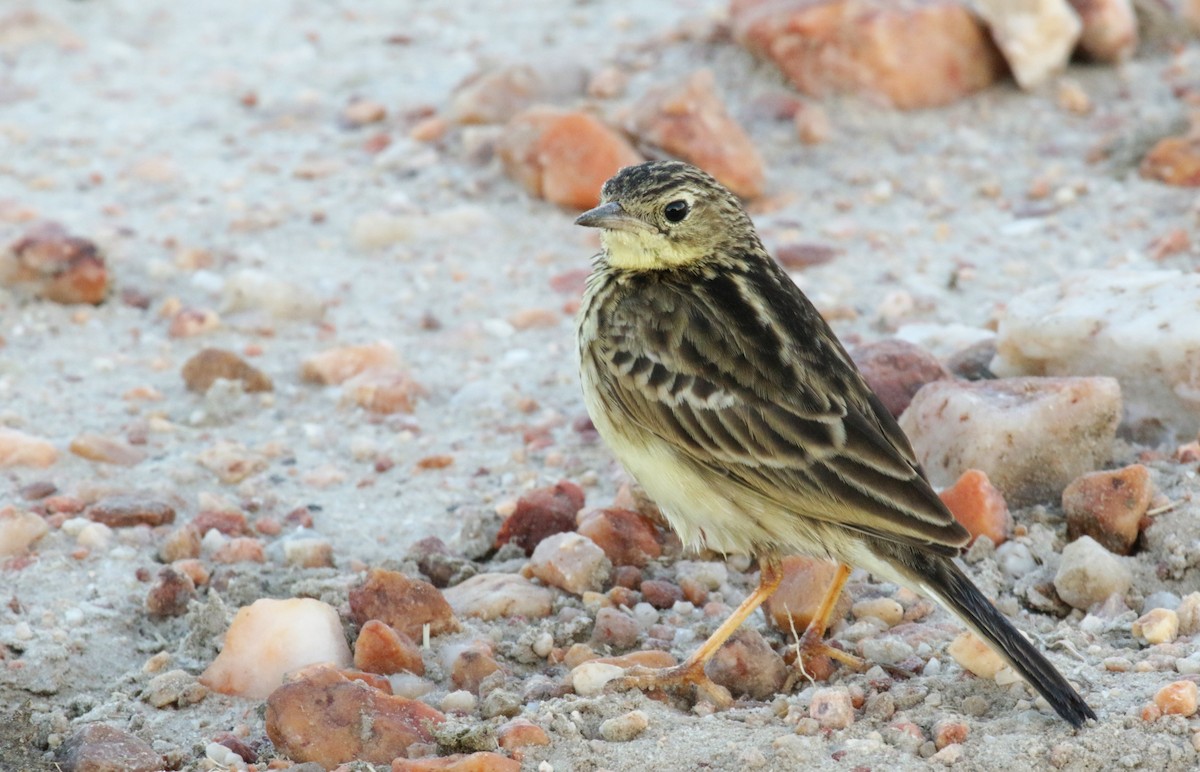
[574,201,645,232]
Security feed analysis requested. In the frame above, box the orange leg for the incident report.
[609,558,784,706]
[790,563,863,683]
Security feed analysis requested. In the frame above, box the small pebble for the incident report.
[441,690,477,714]
[851,597,903,627]
[1154,680,1198,717]
[598,710,648,742]
[570,662,624,696]
[809,687,854,729]
[1054,536,1132,610]
[1132,608,1179,645]
[947,632,1004,679]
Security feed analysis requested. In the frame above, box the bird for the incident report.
[574,159,1095,728]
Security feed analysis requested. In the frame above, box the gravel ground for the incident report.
[2,1,1199,770]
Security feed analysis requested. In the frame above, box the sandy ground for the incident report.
[2,1,1199,770]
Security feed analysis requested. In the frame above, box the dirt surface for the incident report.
[2,1,1199,771]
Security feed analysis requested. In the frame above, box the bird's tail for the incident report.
[883,544,1096,728]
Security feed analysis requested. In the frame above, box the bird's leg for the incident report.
[791,563,863,683]
[608,557,784,707]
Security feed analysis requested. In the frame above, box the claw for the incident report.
[606,662,733,708]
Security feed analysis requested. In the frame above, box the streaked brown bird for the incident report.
[574,160,1095,727]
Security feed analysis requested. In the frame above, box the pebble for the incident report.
[348,567,458,641]
[993,270,1200,436]
[707,629,787,700]
[392,752,520,771]
[449,62,588,125]
[211,536,265,564]
[56,724,163,772]
[793,102,831,144]
[628,69,764,199]
[675,560,727,590]
[480,688,522,719]
[443,573,554,621]
[1068,0,1137,62]
[282,536,334,568]
[1141,135,1200,187]
[355,620,425,676]
[598,710,649,742]
[494,480,584,556]
[1054,536,1132,610]
[1153,680,1198,717]
[145,567,197,618]
[181,348,273,394]
[301,341,399,385]
[975,0,1080,88]
[933,719,969,749]
[143,669,207,708]
[265,665,445,766]
[850,338,951,418]
[168,307,221,338]
[938,469,1011,546]
[4,221,110,305]
[449,643,503,694]
[342,98,386,126]
[947,631,1005,679]
[497,718,550,751]
[441,690,477,714]
[526,532,612,595]
[199,598,353,699]
[809,687,855,729]
[576,507,662,567]
[221,268,325,320]
[196,441,268,484]
[1178,593,1200,635]
[570,662,624,696]
[343,369,424,414]
[69,433,146,466]
[498,107,641,210]
[859,636,915,667]
[0,427,58,468]
[193,508,249,536]
[640,579,684,610]
[0,506,50,557]
[75,521,112,551]
[899,377,1121,506]
[994,541,1037,580]
[87,496,175,528]
[731,0,1002,109]
[591,607,640,650]
[1132,608,1179,645]
[1062,464,1153,555]
[764,556,850,633]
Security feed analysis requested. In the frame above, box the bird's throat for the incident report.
[601,229,698,271]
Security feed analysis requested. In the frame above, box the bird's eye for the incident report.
[663,199,690,223]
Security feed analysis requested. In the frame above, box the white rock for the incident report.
[221,269,324,320]
[995,541,1037,580]
[442,573,555,620]
[0,507,50,557]
[441,689,477,713]
[528,532,611,595]
[809,687,855,729]
[975,0,1082,89]
[900,376,1120,505]
[76,522,113,550]
[1053,536,1132,610]
[570,661,624,696]
[859,636,914,666]
[1132,608,1179,645]
[198,598,352,699]
[993,270,1200,438]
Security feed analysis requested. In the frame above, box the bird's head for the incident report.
[575,160,755,271]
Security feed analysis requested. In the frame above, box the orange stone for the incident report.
[763,556,850,633]
[1153,680,1198,717]
[495,480,584,556]
[343,368,424,414]
[301,341,400,385]
[266,665,445,766]
[576,507,662,567]
[1063,464,1153,555]
[349,568,458,641]
[731,0,1004,110]
[628,69,765,198]
[498,107,642,210]
[355,619,426,676]
[392,752,520,772]
[1140,136,1200,187]
[449,643,504,694]
[938,469,1011,546]
[496,718,550,751]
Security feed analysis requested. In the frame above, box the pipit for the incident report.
[574,160,1095,727]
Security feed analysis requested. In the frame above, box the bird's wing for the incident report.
[593,267,968,554]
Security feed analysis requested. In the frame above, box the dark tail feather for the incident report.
[887,546,1096,728]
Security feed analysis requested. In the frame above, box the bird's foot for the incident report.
[607,662,733,708]
[784,627,865,690]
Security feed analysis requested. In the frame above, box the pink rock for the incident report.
[0,427,58,468]
[706,629,787,700]
[1067,0,1136,62]
[56,724,162,772]
[442,573,555,621]
[498,107,642,210]
[145,566,197,618]
[809,686,855,728]
[301,341,400,385]
[938,469,1011,546]
[449,63,588,125]
[526,532,612,595]
[87,496,175,528]
[211,537,265,564]
[348,568,458,641]
[591,606,640,649]
[3,221,109,305]
[355,619,425,676]
[392,752,521,772]
[851,338,951,418]
[731,0,1004,109]
[0,506,50,557]
[69,434,146,466]
[495,480,584,556]
[1063,464,1153,555]
[343,368,424,414]
[200,598,353,699]
[266,665,445,766]
[975,0,1081,89]
[628,69,765,199]
[576,507,662,567]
